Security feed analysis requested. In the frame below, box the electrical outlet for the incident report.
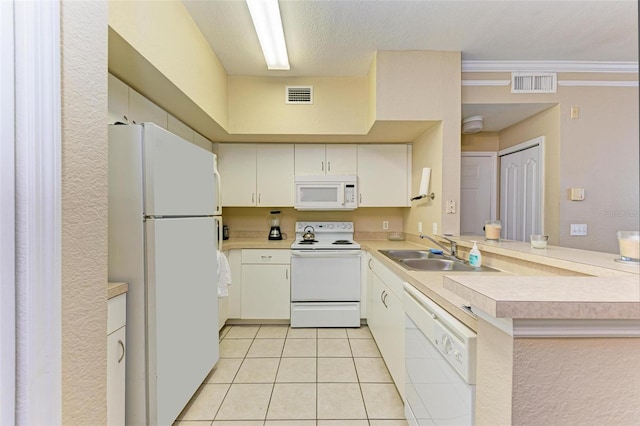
[432,223,438,235]
[382,220,389,230]
[418,222,423,233]
[570,224,588,236]
[446,200,456,214]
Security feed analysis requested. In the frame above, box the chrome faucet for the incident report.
[419,234,459,259]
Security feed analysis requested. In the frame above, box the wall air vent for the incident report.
[286,86,313,104]
[511,72,557,93]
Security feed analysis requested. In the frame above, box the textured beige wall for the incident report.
[222,207,405,238]
[403,125,444,236]
[512,338,640,425]
[461,132,500,152]
[500,106,561,246]
[475,319,514,426]
[61,0,108,423]
[463,72,638,253]
[228,76,368,135]
[108,0,228,128]
[375,51,462,234]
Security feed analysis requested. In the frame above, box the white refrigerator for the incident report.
[108,123,221,425]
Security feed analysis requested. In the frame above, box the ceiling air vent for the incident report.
[286,86,313,104]
[511,72,557,94]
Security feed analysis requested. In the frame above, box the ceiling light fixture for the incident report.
[246,0,290,70]
[462,116,484,134]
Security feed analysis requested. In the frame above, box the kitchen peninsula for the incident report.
[222,235,639,425]
[438,238,640,426]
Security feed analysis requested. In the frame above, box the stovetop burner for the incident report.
[332,240,354,245]
[297,240,318,244]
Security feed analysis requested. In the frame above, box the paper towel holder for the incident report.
[410,192,435,201]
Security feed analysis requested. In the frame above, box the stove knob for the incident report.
[328,224,334,229]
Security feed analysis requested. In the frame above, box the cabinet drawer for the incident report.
[107,293,126,335]
[242,249,291,264]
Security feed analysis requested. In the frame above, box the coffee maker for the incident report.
[268,210,283,240]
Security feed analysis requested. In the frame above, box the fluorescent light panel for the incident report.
[246,0,290,70]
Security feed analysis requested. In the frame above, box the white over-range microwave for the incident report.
[294,175,358,211]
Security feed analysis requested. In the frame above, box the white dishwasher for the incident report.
[403,283,477,426]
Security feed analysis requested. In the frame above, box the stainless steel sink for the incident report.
[379,249,499,272]
[379,250,433,260]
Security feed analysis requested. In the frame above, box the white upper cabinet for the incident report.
[357,144,411,207]
[219,144,294,207]
[128,88,168,129]
[219,144,257,206]
[193,132,213,153]
[108,74,129,125]
[257,144,295,206]
[167,114,194,142]
[295,144,357,176]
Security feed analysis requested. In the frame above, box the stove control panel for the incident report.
[295,222,354,233]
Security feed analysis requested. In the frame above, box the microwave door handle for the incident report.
[339,184,345,206]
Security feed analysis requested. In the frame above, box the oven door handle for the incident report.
[291,250,361,257]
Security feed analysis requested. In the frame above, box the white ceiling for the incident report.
[182,0,638,133]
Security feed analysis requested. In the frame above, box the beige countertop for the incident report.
[450,235,639,276]
[108,281,128,299]
[219,236,640,326]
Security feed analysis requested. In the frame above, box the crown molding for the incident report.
[462,60,639,73]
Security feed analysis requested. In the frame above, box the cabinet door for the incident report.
[108,74,129,125]
[257,144,294,206]
[357,145,410,207]
[167,114,194,143]
[379,286,405,396]
[241,264,290,319]
[218,144,257,206]
[193,132,213,153]
[128,88,168,129]
[107,326,126,426]
[326,144,357,175]
[294,144,326,175]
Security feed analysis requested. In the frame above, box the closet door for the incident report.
[500,144,541,241]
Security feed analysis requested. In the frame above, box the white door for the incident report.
[294,144,326,175]
[257,144,294,206]
[326,144,357,175]
[143,124,216,216]
[357,144,410,207]
[146,217,219,425]
[500,141,542,241]
[460,154,496,235]
[218,144,257,206]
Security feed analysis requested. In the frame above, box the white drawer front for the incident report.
[107,293,126,335]
[242,249,291,264]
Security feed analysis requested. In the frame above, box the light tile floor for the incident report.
[174,325,407,426]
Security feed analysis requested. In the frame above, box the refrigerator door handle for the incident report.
[214,163,222,216]
[214,216,223,252]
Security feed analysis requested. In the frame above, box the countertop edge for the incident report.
[108,282,128,299]
[443,275,640,320]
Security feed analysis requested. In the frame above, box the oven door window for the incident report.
[291,254,360,301]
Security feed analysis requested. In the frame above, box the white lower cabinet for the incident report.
[367,256,405,397]
[107,293,126,426]
[241,250,291,319]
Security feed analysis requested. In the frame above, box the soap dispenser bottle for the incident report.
[468,241,482,267]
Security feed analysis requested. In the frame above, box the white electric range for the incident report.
[290,221,362,328]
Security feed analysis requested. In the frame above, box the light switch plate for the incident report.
[570,223,588,236]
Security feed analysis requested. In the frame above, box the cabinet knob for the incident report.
[327,161,331,172]
[321,161,324,172]
[117,339,125,363]
[252,193,255,203]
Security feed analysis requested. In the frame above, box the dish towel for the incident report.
[217,250,232,297]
